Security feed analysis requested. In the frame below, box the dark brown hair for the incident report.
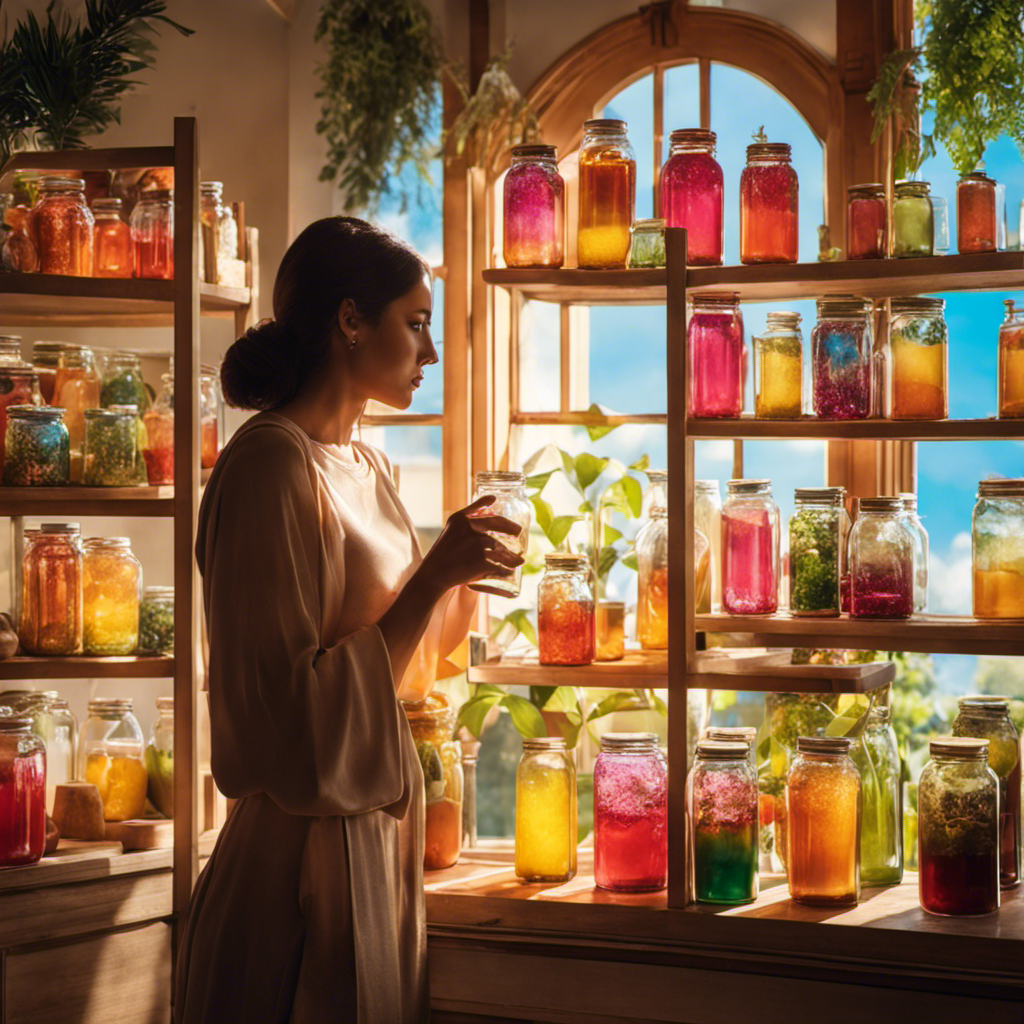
[221,216,430,411]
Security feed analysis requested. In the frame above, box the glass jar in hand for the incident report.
[467,470,531,597]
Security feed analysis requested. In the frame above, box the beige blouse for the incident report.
[174,412,475,1024]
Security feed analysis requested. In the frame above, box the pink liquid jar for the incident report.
[0,709,47,866]
[849,496,914,619]
[594,732,667,892]
[688,292,744,418]
[660,128,723,265]
[503,143,565,268]
[722,479,779,615]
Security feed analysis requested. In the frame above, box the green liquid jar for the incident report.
[853,705,903,886]
[892,180,934,258]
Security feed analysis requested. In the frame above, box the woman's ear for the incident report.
[337,297,360,345]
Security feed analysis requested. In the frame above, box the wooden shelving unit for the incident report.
[0,655,174,680]
[0,485,176,517]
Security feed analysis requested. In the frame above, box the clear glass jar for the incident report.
[55,345,101,482]
[740,141,798,264]
[538,553,594,665]
[91,197,132,278]
[26,694,76,815]
[973,478,1024,617]
[694,526,711,614]
[83,407,137,487]
[644,468,668,515]
[690,739,759,904]
[0,711,46,866]
[811,297,873,419]
[703,726,757,765]
[594,732,667,892]
[131,189,174,279]
[660,128,723,265]
[199,181,238,283]
[200,366,223,469]
[467,470,531,597]
[595,599,624,662]
[919,737,1000,916]
[951,697,1020,890]
[20,523,83,655]
[889,297,947,420]
[2,404,66,487]
[79,698,148,822]
[688,292,744,418]
[957,172,997,254]
[515,736,577,883]
[101,352,150,412]
[694,479,722,611]
[138,586,174,654]
[83,537,142,655]
[754,311,803,419]
[900,492,930,612]
[722,479,779,615]
[145,696,174,818]
[30,176,94,276]
[853,706,903,887]
[998,299,1024,418]
[142,372,174,485]
[847,183,887,260]
[636,507,668,649]
[789,487,848,617]
[628,218,666,269]
[503,144,565,269]
[0,191,39,273]
[787,736,861,906]
[849,497,914,618]
[0,334,24,365]
[892,180,935,258]
[577,119,636,269]
[31,339,65,404]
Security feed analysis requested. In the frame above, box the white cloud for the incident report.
[928,532,973,614]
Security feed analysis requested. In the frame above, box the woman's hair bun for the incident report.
[220,318,299,411]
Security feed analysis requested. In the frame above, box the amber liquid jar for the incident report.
[957,172,997,254]
[30,177,94,276]
[91,197,133,278]
[740,142,798,264]
[537,553,595,665]
[998,299,1024,418]
[20,523,84,656]
[577,119,636,269]
[132,189,174,279]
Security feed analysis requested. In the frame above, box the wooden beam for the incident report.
[261,0,294,21]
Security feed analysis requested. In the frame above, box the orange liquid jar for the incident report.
[91,198,133,278]
[740,142,798,264]
[131,189,174,279]
[20,523,84,656]
[957,172,997,254]
[636,507,668,649]
[577,119,636,269]
[54,346,101,484]
[537,553,595,666]
[30,177,94,276]
[998,300,1024,418]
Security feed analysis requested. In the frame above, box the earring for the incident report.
[349,335,358,350]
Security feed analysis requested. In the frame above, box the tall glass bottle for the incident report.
[722,479,779,615]
[577,119,636,269]
[504,144,565,269]
[998,299,1024,418]
[636,507,668,649]
[740,142,798,264]
[688,292,744,418]
[811,297,873,420]
[972,478,1024,617]
[659,128,723,265]
[899,493,929,612]
[754,311,803,419]
[853,706,903,886]
[694,480,722,612]
[515,737,577,883]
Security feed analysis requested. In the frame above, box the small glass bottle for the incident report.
[957,172,998,254]
[846,183,887,260]
[918,736,1000,916]
[142,372,175,485]
[200,367,223,469]
[101,352,150,412]
[811,297,873,419]
[577,119,636,270]
[643,468,668,516]
[973,478,1024,617]
[0,710,46,866]
[54,345,101,483]
[138,586,175,654]
[20,523,83,655]
[787,736,861,907]
[754,311,803,419]
[722,479,779,615]
[595,600,625,662]
[91,197,133,278]
[79,698,148,822]
[30,176,94,276]
[688,292,744,418]
[83,407,138,487]
[503,144,565,269]
[199,181,238,283]
[131,189,174,280]
[537,553,594,665]
[889,297,948,420]
[2,406,70,486]
[515,736,577,883]
[892,181,935,258]
[853,706,903,887]
[789,487,848,617]
[952,696,1020,890]
[998,299,1024,418]
[849,496,915,619]
[636,506,668,649]
[740,141,799,264]
[0,192,39,273]
[899,492,929,612]
[690,739,759,904]
[0,335,24,364]
[628,218,666,268]
[467,470,531,597]
[26,693,76,815]
[82,537,142,655]
[594,732,667,892]
[0,367,42,479]
[694,479,722,612]
[659,128,723,265]
[145,697,174,818]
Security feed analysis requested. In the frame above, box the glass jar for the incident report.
[628,218,666,269]
[0,711,46,866]
[595,600,625,662]
[2,406,70,486]
[131,189,174,279]
[199,181,238,283]
[849,497,915,618]
[503,144,565,269]
[467,470,531,597]
[83,407,137,487]
[918,737,1000,916]
[644,468,668,515]
[26,694,76,815]
[892,180,935,258]
[0,192,39,273]
[0,367,42,480]
[660,128,723,266]
[145,696,174,818]
[577,119,636,269]
[537,553,594,665]
[515,736,577,883]
[787,736,861,906]
[142,372,174,485]
[740,142,798,265]
[405,692,464,870]
[0,335,24,364]
[79,698,148,821]
[703,726,757,764]
[754,311,803,419]
[811,297,873,419]
[694,480,722,611]
[690,739,759,904]
[138,586,175,654]
[899,492,930,612]
[889,297,947,420]
[31,340,66,404]
[636,507,668,649]
[957,172,997,254]
[83,537,142,655]
[998,299,1024,418]
[853,706,902,887]
[951,697,1020,889]
[847,183,887,260]
[594,732,667,892]
[972,478,1024,617]
[694,526,711,614]
[20,523,83,655]
[789,487,848,617]
[30,176,94,276]
[688,292,744,418]
[722,479,779,615]
[55,345,101,483]
[200,367,223,469]
[101,352,150,412]
[91,197,132,278]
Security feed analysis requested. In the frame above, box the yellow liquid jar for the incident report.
[595,600,625,662]
[83,537,142,654]
[636,506,668,649]
[889,297,948,420]
[973,478,1024,617]
[78,698,148,821]
[999,300,1024,418]
[754,311,803,418]
[577,119,636,269]
[515,737,577,882]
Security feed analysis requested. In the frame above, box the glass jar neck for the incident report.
[8,406,63,423]
[895,181,930,199]
[746,143,791,164]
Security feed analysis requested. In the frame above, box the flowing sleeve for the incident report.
[198,422,412,819]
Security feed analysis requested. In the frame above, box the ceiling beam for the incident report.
[262,0,294,22]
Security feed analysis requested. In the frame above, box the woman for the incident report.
[174,217,522,1024]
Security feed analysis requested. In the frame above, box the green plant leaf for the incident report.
[490,608,537,646]
[557,710,585,749]
[501,694,547,737]
[603,476,644,519]
[522,446,551,477]
[558,448,578,486]
[546,686,581,713]
[525,469,557,492]
[583,403,619,442]
[597,545,619,579]
[575,453,608,491]
[456,692,502,738]
[587,689,642,721]
[530,495,553,536]
[651,692,668,716]
[603,524,623,546]
[631,455,651,471]
[621,551,639,571]
[529,686,558,709]
[548,515,578,548]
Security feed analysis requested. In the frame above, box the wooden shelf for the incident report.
[0,655,174,679]
[688,415,1024,441]
[469,648,667,687]
[691,649,895,693]
[0,485,175,517]
[482,267,665,304]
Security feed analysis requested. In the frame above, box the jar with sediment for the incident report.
[538,553,594,665]
[789,487,847,617]
[847,183,887,260]
[2,403,66,486]
[957,172,998,254]
[899,493,929,612]
[811,297,873,420]
[78,698,147,821]
[849,497,915,619]
[30,177,93,276]
[972,479,1024,617]
[889,297,947,420]
[892,181,934,258]
[577,119,636,269]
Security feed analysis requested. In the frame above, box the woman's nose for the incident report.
[421,335,439,366]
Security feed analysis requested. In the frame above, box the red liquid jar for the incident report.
[740,142,798,264]
[92,197,133,278]
[131,189,174,279]
[660,128,723,265]
[30,176,94,277]
[849,496,914,619]
[0,710,47,867]
[957,172,997,254]
[722,478,779,615]
[847,183,887,260]
[688,292,744,418]
[504,144,564,268]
